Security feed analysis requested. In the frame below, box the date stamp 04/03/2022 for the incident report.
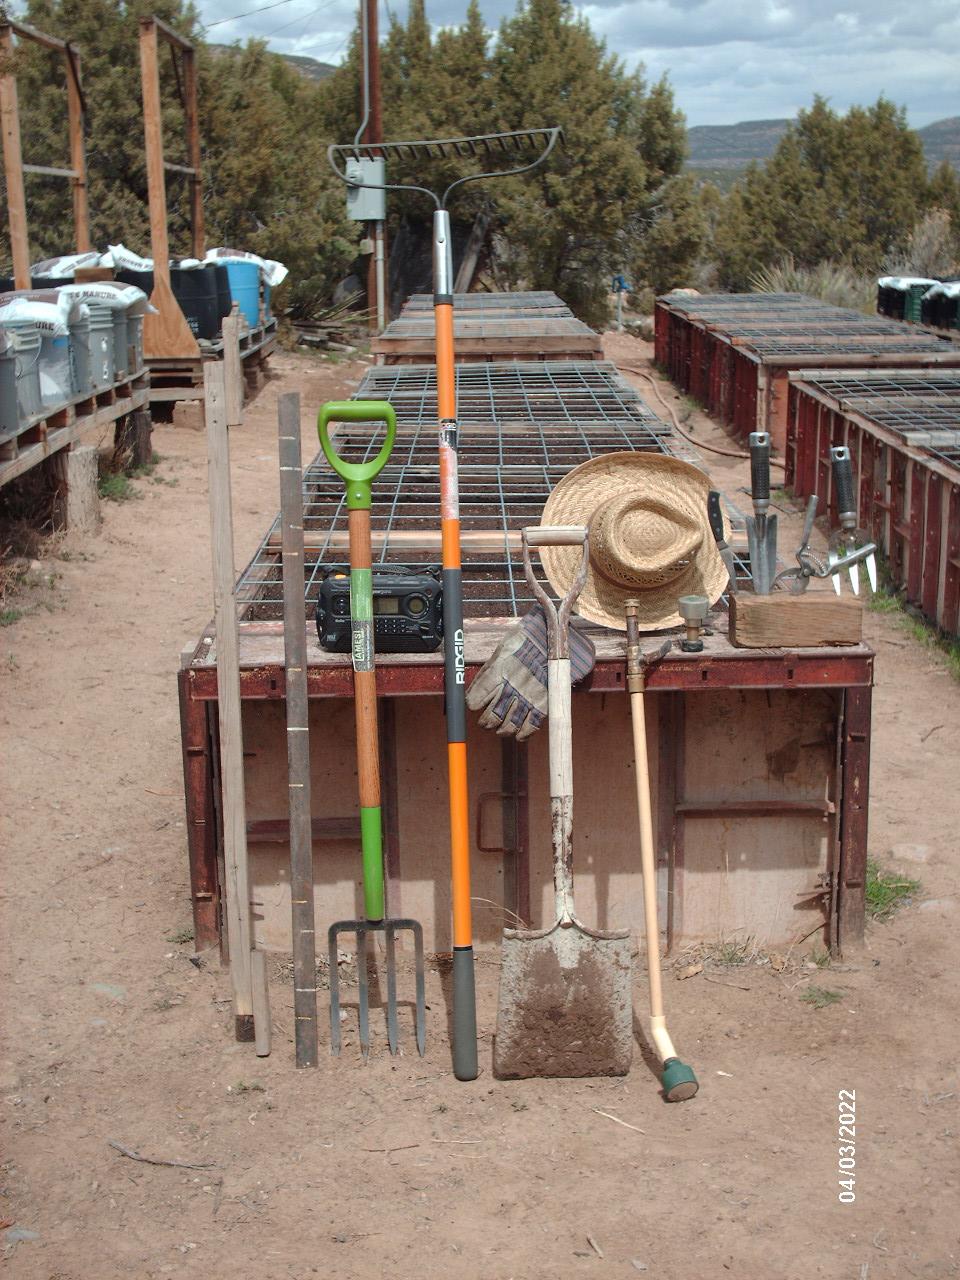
[838,1089,857,1202]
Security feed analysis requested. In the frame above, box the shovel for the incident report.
[493,526,633,1079]
[318,400,426,1059]
[746,431,779,594]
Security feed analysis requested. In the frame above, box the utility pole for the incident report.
[363,0,387,331]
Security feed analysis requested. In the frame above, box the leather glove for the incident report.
[465,604,596,740]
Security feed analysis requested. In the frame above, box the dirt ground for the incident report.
[2,337,959,1280]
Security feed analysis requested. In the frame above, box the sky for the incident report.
[195,0,960,129]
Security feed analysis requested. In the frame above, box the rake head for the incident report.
[328,919,426,1060]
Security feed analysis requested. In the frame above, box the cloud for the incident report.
[194,0,960,126]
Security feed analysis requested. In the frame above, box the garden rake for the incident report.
[328,125,563,1080]
[318,400,426,1059]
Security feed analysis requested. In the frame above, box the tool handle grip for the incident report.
[830,446,856,519]
[800,494,819,549]
[707,490,725,545]
[318,400,396,510]
[521,526,589,661]
[523,524,588,547]
[749,431,770,503]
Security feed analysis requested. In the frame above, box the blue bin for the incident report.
[223,261,260,327]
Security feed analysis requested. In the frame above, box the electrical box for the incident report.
[345,157,386,222]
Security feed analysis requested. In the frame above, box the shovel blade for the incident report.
[493,923,633,1079]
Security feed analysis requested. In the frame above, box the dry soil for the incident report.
[2,338,958,1280]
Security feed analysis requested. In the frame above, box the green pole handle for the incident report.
[317,400,397,510]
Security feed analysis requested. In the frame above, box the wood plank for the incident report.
[729,593,863,648]
[204,361,256,1039]
[268,528,523,554]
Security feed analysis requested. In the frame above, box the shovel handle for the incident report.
[318,400,396,511]
[521,525,589,661]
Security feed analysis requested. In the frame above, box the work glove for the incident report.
[466,603,596,740]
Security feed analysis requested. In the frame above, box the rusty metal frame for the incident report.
[178,644,874,954]
[655,296,960,452]
[0,19,90,288]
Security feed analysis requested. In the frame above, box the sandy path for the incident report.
[2,342,958,1280]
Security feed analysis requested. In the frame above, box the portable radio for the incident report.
[316,564,444,653]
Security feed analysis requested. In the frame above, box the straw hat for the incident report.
[540,452,730,631]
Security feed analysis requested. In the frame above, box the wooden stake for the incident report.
[139,17,199,359]
[0,25,30,289]
[65,45,89,252]
[182,44,204,259]
[278,393,319,1067]
[204,361,255,1039]
[251,950,272,1057]
[222,307,243,427]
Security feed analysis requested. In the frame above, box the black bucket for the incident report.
[170,265,219,340]
[214,265,232,325]
[115,267,155,296]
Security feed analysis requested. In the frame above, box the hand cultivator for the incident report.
[829,446,878,594]
[774,494,877,594]
[318,400,426,1060]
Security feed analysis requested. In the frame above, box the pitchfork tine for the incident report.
[385,925,400,1055]
[328,923,343,1055]
[357,928,370,1062]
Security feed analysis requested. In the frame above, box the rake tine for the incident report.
[328,924,343,1056]
[411,921,426,1058]
[866,553,878,593]
[848,560,860,596]
[384,924,400,1056]
[357,926,370,1062]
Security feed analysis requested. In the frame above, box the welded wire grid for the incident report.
[403,291,567,311]
[235,361,714,621]
[661,291,959,357]
[379,315,596,339]
[796,370,960,470]
[358,361,668,433]
[802,371,960,401]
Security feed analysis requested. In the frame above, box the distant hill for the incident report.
[209,43,336,81]
[686,115,959,187]
[918,116,960,168]
[279,53,336,81]
[687,118,790,169]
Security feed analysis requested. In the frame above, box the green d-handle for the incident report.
[318,400,397,510]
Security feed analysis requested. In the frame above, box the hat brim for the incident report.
[540,452,731,631]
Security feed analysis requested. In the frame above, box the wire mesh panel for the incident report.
[378,316,596,340]
[356,361,668,434]
[805,371,960,401]
[402,291,568,312]
[793,369,960,466]
[236,362,693,622]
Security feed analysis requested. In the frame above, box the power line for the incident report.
[205,0,299,30]
[264,0,339,39]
